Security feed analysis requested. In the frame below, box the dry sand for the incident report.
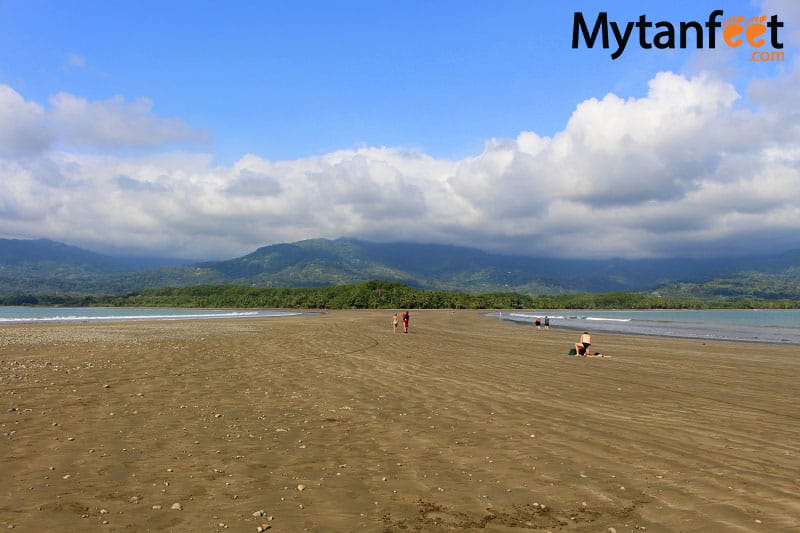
[1,309,799,532]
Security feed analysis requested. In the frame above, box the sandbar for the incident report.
[2,310,799,531]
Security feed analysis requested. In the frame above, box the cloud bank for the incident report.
[1,67,798,260]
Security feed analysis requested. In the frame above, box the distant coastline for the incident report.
[1,280,798,311]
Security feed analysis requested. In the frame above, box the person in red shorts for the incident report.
[402,311,410,333]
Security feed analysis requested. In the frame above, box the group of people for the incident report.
[389,310,603,356]
[392,311,410,333]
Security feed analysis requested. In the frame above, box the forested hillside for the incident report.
[2,238,800,301]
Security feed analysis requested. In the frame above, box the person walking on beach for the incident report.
[392,312,399,334]
[575,331,592,356]
[402,311,410,333]
[544,316,550,330]
[535,317,541,330]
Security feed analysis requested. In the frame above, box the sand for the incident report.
[1,309,799,532]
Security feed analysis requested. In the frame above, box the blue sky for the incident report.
[0,1,798,259]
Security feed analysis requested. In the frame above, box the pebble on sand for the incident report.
[170,502,182,511]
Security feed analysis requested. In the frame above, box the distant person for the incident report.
[575,331,592,356]
[535,317,541,330]
[392,312,399,334]
[402,311,410,333]
[544,316,550,330]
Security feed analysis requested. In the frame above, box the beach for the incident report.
[2,310,799,532]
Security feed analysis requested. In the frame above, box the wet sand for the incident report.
[2,309,799,532]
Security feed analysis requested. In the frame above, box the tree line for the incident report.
[1,280,798,309]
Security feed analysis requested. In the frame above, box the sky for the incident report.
[0,0,798,260]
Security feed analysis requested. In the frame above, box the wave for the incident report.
[507,313,566,319]
[0,310,302,324]
[504,313,629,322]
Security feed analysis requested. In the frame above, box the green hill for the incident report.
[2,237,799,301]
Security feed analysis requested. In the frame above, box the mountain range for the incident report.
[1,237,799,300]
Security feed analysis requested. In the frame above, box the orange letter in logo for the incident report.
[723,15,744,47]
[746,15,767,47]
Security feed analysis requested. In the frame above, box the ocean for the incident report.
[1,306,797,345]
[489,309,800,345]
[0,307,303,324]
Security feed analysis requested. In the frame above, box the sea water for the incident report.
[490,309,800,345]
[0,307,303,324]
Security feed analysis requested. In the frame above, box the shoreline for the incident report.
[493,310,800,346]
[499,315,800,347]
[2,310,799,531]
[3,305,799,345]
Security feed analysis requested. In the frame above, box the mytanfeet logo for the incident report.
[572,9,785,62]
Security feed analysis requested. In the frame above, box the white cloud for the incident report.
[0,85,53,156]
[49,92,207,149]
[1,68,799,260]
[0,84,207,155]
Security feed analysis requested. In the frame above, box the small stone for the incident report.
[755,520,762,524]
[170,502,182,511]
[252,510,265,517]
[296,484,305,491]
[152,505,161,510]
[103,384,110,388]
[99,509,108,514]
[128,496,139,504]
[608,528,617,533]
[62,475,71,480]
